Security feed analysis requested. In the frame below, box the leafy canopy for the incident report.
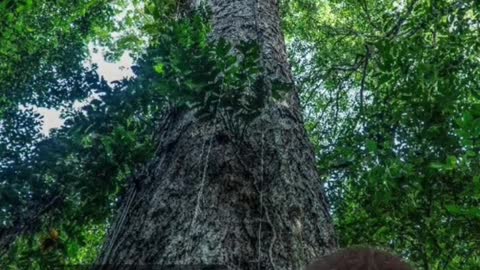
[1,0,480,269]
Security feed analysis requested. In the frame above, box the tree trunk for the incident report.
[97,0,337,269]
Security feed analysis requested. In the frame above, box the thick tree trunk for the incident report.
[97,0,336,269]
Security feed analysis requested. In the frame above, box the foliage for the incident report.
[284,0,480,269]
[0,0,117,222]
[0,0,132,266]
[1,5,273,267]
[0,67,164,267]
[0,0,116,112]
[1,0,480,269]
[147,15,268,121]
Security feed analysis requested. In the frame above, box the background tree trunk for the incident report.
[97,0,337,269]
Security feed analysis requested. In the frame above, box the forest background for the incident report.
[1,0,480,269]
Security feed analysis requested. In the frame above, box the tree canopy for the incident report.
[1,0,480,269]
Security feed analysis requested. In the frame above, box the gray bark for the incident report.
[97,0,337,269]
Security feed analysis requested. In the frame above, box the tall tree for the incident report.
[97,0,336,268]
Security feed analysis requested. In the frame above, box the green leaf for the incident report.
[366,140,377,153]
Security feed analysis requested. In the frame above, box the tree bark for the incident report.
[97,0,337,269]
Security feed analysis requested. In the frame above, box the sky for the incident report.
[37,47,134,135]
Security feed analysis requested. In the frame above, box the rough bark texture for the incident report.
[97,0,337,269]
